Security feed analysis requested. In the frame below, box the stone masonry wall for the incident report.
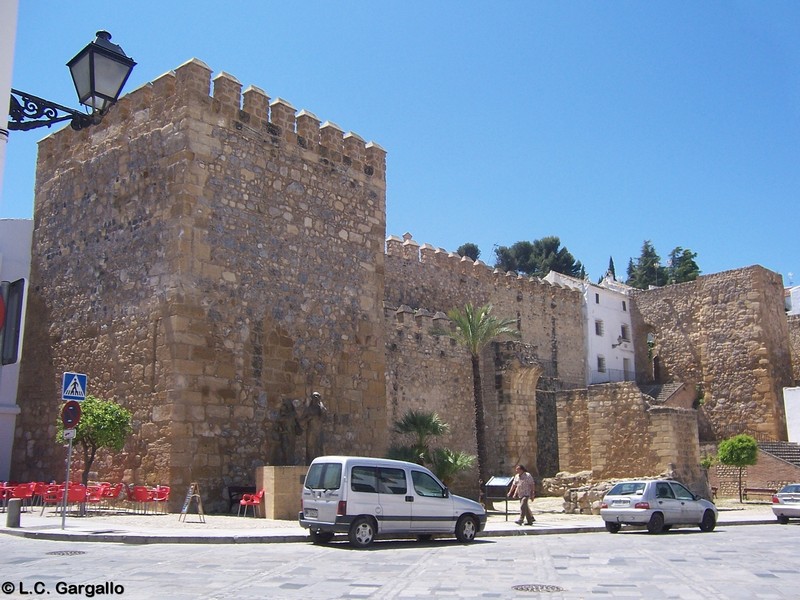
[631,266,792,441]
[584,382,704,492]
[384,305,477,492]
[788,314,800,384]
[556,389,591,473]
[384,235,586,387]
[384,306,552,492]
[14,59,388,511]
[15,57,793,513]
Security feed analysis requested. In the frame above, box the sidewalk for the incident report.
[0,497,776,545]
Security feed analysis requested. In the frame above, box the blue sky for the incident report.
[3,1,799,284]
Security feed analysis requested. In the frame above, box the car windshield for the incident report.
[607,482,646,496]
[779,484,800,494]
[305,462,342,490]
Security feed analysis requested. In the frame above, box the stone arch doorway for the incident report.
[497,363,542,477]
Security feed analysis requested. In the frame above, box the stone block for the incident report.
[256,465,308,520]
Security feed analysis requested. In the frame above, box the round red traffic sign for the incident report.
[61,400,82,428]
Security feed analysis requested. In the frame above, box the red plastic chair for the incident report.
[85,484,108,511]
[129,486,155,514]
[39,485,64,515]
[238,489,264,517]
[101,483,125,510]
[152,486,170,514]
[1,484,16,511]
[65,484,87,513]
[11,482,35,511]
[29,482,48,506]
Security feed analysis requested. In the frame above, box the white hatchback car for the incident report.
[772,484,800,524]
[600,479,718,534]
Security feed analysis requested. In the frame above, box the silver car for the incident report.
[600,479,718,534]
[772,484,800,524]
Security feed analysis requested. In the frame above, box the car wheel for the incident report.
[455,515,478,543]
[646,512,664,534]
[699,510,716,532]
[309,530,334,544]
[605,521,621,534]
[777,515,790,525]
[348,517,376,548]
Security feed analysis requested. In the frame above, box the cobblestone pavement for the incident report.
[0,517,796,599]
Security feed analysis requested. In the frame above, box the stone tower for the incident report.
[13,59,388,510]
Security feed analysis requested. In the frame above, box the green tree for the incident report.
[388,409,450,464]
[457,243,480,262]
[430,448,476,487]
[607,256,617,280]
[437,303,520,486]
[494,237,583,278]
[386,410,475,485]
[494,241,533,273]
[668,246,701,284]
[57,395,133,486]
[717,434,758,503]
[626,240,668,289]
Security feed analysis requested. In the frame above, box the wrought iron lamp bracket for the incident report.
[9,88,97,132]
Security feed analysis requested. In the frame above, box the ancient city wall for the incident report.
[384,305,554,490]
[383,305,476,489]
[631,266,792,441]
[14,59,388,511]
[15,57,793,512]
[384,235,586,386]
[559,382,704,492]
[555,389,591,473]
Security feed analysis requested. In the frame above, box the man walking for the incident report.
[507,464,536,525]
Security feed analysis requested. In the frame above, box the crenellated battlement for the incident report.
[385,233,582,302]
[197,59,386,180]
[40,58,385,182]
[383,302,451,330]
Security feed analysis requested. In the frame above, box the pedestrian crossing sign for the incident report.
[62,372,87,401]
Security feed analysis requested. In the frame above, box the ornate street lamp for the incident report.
[8,31,135,132]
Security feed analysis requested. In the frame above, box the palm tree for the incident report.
[430,448,476,487]
[387,410,476,486]
[439,303,520,486]
[390,409,450,464]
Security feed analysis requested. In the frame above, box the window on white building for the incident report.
[595,320,604,336]
[621,324,630,341]
[622,300,627,312]
[597,356,606,373]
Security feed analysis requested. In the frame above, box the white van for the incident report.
[298,455,486,547]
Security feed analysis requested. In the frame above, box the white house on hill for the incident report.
[544,271,636,386]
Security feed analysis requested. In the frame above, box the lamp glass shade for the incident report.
[68,31,136,114]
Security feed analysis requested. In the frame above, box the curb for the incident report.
[0,519,776,545]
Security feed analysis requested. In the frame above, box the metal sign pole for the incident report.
[61,437,73,530]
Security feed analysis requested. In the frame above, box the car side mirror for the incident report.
[442,488,449,498]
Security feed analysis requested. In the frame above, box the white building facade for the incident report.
[544,271,636,386]
[0,218,32,480]
[786,286,800,316]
